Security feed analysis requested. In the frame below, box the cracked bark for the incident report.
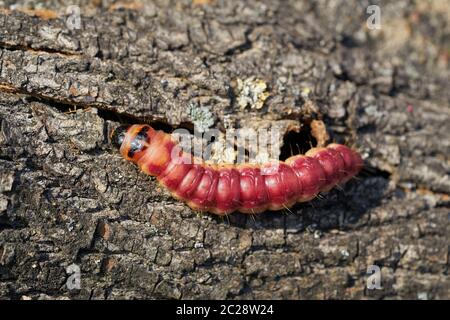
[0,0,449,299]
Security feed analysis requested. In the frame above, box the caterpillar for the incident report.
[111,124,363,215]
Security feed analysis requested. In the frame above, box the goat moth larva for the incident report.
[111,124,363,215]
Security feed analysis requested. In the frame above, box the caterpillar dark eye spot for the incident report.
[111,125,129,149]
[136,128,148,141]
[127,126,150,157]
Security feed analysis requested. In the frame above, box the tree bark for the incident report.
[0,0,449,299]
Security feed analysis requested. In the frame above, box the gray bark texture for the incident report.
[0,0,449,300]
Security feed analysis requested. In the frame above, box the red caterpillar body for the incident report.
[111,124,363,215]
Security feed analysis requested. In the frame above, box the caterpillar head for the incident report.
[111,124,154,161]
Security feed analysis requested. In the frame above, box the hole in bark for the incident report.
[359,166,391,179]
[279,123,317,160]
[341,35,360,48]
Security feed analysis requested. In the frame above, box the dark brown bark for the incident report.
[0,0,449,299]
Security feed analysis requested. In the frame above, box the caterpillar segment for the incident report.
[111,124,363,215]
